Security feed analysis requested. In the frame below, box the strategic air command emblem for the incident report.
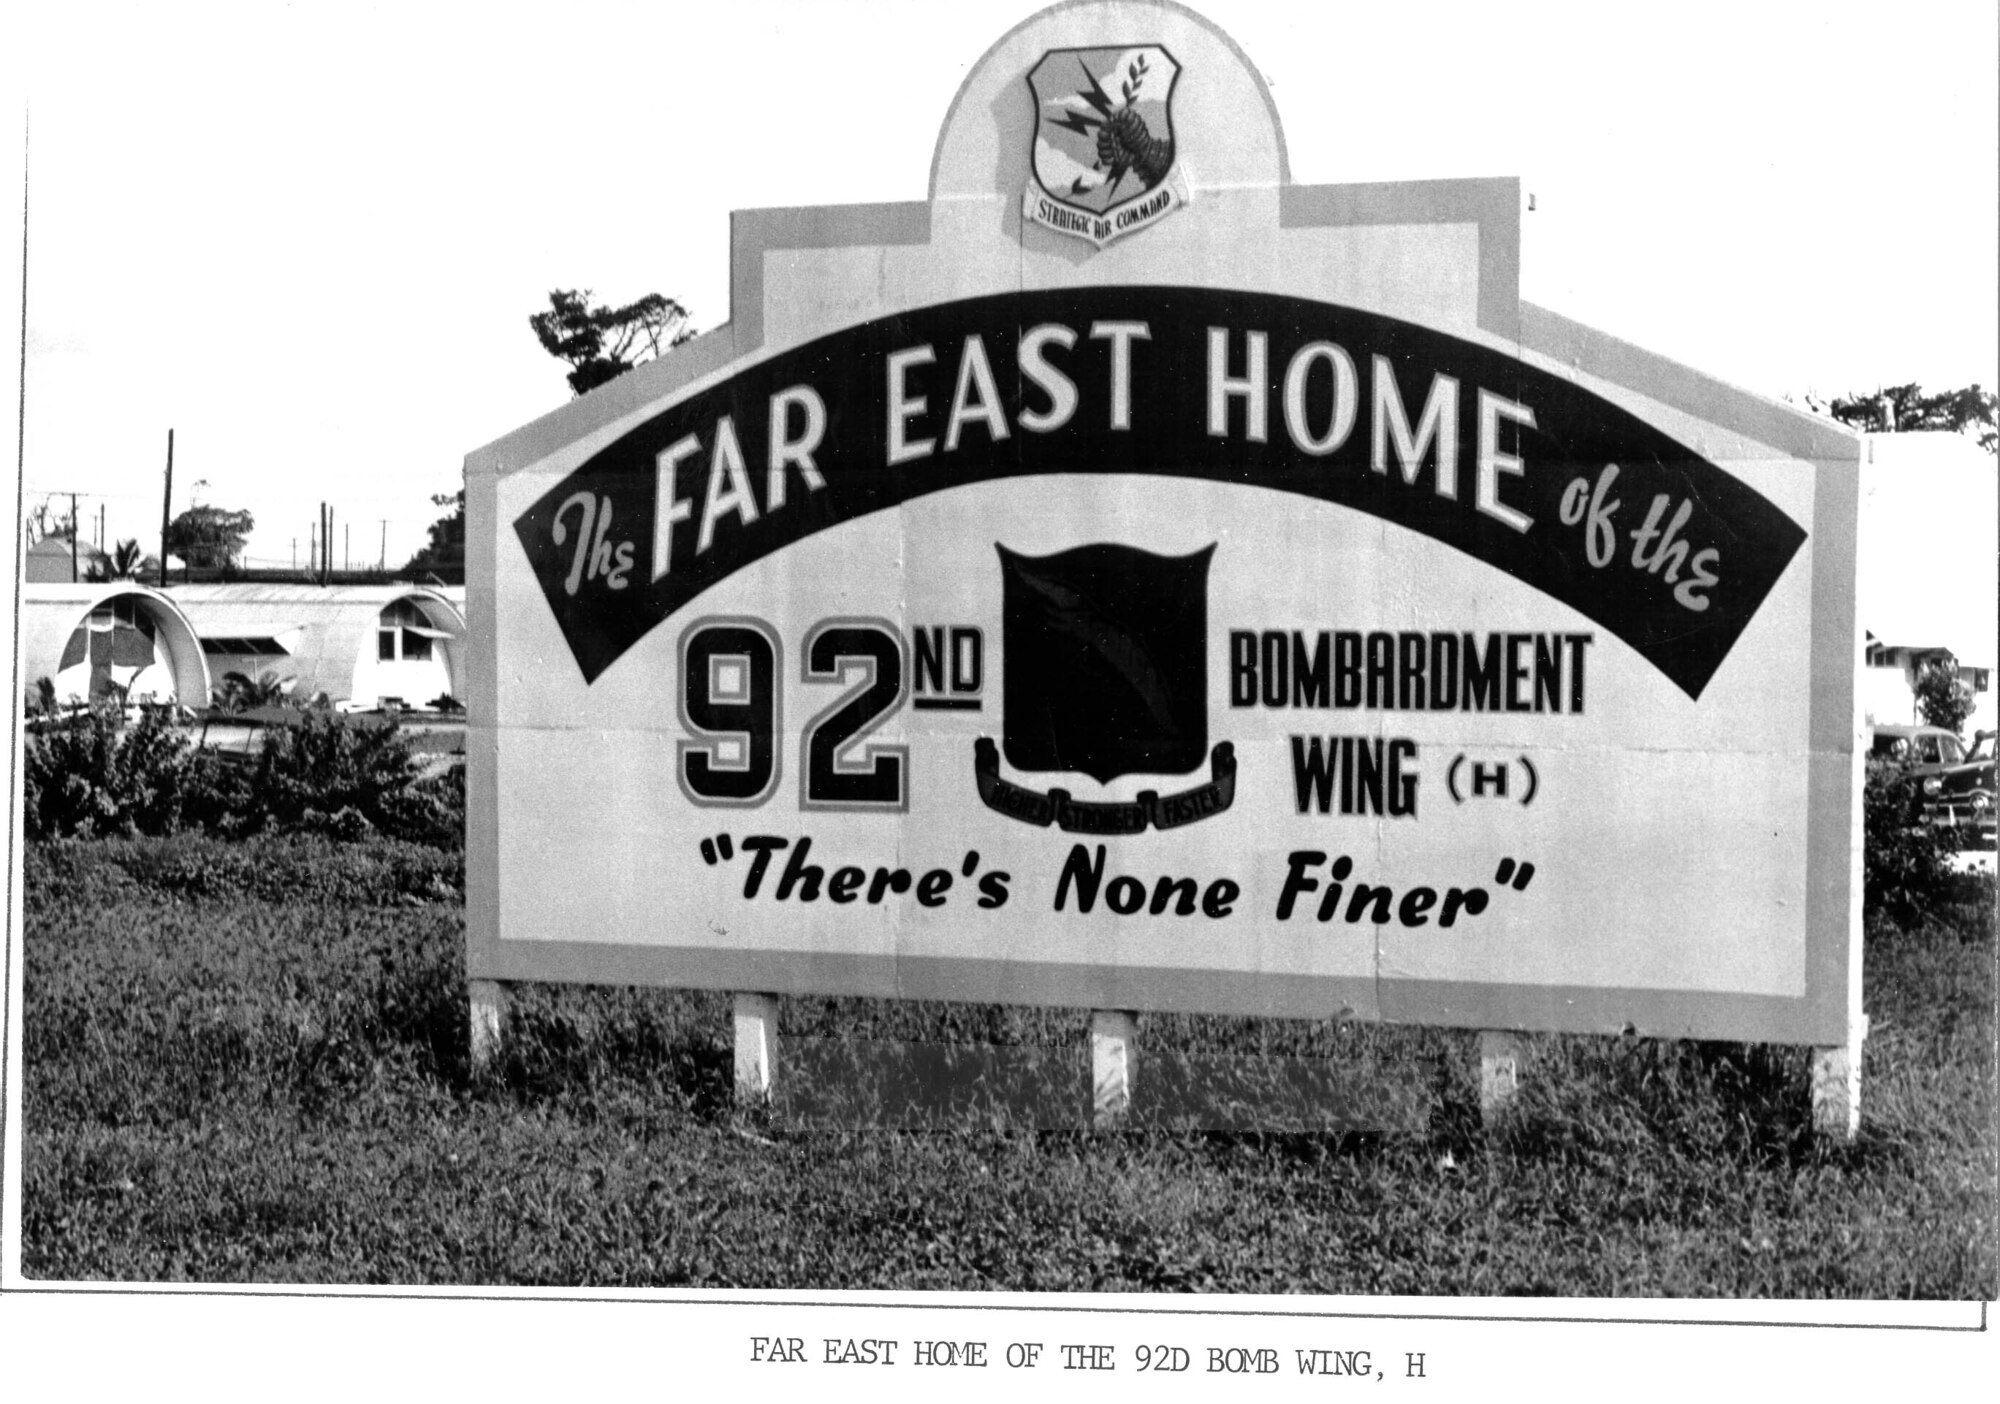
[1024,45,1189,247]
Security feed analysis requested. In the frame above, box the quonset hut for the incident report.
[19,583,212,707]
[171,584,467,710]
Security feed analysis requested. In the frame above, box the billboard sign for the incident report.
[467,1,1861,1048]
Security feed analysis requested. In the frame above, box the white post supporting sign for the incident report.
[1091,1010,1138,1127]
[464,2,1865,1135]
[733,992,780,1104]
[1811,1013,1867,1139]
[468,978,509,1071]
[1478,1030,1526,1121]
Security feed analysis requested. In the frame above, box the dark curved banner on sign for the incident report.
[514,287,1807,698]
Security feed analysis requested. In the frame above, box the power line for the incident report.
[22,482,153,499]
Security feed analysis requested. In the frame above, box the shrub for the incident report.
[25,702,463,847]
[375,764,466,846]
[180,751,262,837]
[22,702,203,839]
[253,708,423,833]
[216,669,294,713]
[1863,758,1954,924]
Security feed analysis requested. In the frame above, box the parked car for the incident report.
[1869,723,1996,843]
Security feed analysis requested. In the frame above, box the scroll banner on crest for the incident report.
[1023,165,1189,246]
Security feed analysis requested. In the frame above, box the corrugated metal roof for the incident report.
[171,583,454,605]
[197,623,305,639]
[170,584,465,631]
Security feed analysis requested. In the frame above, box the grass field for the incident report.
[17,835,1996,1295]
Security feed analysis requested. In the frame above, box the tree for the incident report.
[164,505,255,571]
[1862,757,1954,924]
[1817,383,1998,453]
[1914,658,1975,737]
[402,490,463,579]
[85,538,158,582]
[529,289,694,396]
[22,499,61,546]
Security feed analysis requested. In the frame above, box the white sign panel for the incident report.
[467,2,1861,1047]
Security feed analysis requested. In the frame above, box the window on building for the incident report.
[58,598,160,698]
[202,636,288,656]
[378,600,443,663]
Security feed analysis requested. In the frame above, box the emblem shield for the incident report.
[998,541,1213,784]
[1025,46,1187,247]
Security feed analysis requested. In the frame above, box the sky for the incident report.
[4,0,1996,572]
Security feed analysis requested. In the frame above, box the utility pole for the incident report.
[379,518,387,571]
[158,428,173,587]
[68,490,77,581]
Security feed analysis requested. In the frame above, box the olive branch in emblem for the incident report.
[1047,53,1172,198]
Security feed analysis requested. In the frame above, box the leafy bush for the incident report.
[22,702,206,839]
[180,750,261,837]
[374,764,466,847]
[215,669,294,713]
[24,701,463,846]
[1863,758,1955,924]
[253,709,425,837]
